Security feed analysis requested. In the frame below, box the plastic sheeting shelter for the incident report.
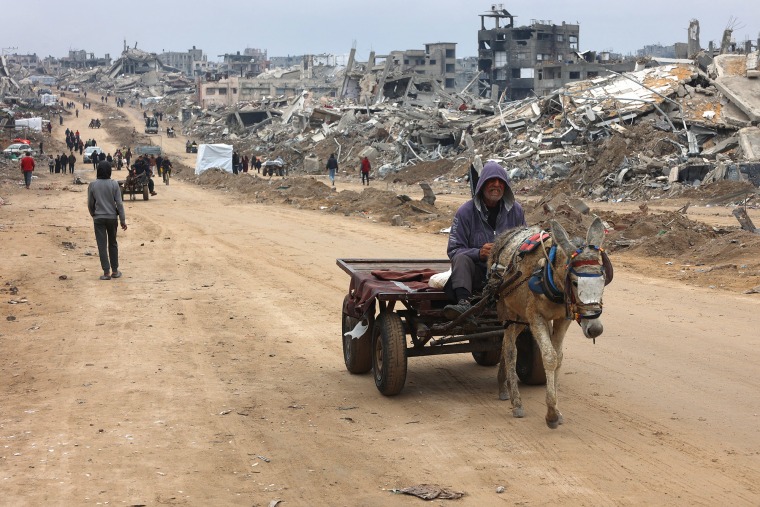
[40,94,58,106]
[195,144,233,175]
[14,117,43,132]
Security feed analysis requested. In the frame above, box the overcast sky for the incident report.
[4,0,759,61]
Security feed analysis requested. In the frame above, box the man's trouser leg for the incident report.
[444,254,488,319]
[94,219,115,273]
[449,254,487,298]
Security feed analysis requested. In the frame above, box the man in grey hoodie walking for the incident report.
[87,162,128,280]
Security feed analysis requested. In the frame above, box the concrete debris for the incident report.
[5,34,760,210]
[732,207,759,233]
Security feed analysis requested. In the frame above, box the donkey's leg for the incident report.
[507,324,525,417]
[499,324,525,417]
[531,316,561,428]
[549,318,572,426]
[497,328,510,401]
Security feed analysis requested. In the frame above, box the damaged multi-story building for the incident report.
[217,49,268,78]
[59,50,112,70]
[389,42,458,91]
[158,46,209,77]
[477,4,633,100]
[108,44,178,78]
[3,53,41,72]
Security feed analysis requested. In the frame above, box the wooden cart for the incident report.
[337,258,546,396]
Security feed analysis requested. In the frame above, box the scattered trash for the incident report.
[393,484,465,500]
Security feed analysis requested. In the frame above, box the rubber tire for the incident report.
[516,329,547,385]
[472,348,501,366]
[341,296,373,374]
[372,312,407,396]
[143,185,149,201]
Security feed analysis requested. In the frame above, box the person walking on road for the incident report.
[360,156,371,186]
[87,162,127,281]
[68,152,76,174]
[20,151,35,189]
[326,153,338,187]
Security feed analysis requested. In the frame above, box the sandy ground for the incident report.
[1,100,760,506]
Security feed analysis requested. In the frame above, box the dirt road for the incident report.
[1,100,759,506]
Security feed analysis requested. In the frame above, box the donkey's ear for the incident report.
[550,220,574,254]
[586,216,605,248]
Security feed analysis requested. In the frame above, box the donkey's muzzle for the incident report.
[580,318,603,339]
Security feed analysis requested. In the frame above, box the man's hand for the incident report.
[121,223,128,231]
[479,242,493,261]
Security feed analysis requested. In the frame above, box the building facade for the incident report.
[59,50,112,70]
[390,42,457,91]
[4,53,42,71]
[478,6,582,100]
[158,46,208,77]
[477,5,636,100]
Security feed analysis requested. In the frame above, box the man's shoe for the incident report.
[443,299,472,320]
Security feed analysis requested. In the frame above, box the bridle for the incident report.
[563,244,610,322]
[488,227,612,323]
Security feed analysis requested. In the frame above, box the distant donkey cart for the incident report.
[118,169,151,201]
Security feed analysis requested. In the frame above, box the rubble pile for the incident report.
[3,43,760,291]
[14,49,754,203]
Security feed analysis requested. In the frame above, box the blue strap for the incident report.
[546,246,560,294]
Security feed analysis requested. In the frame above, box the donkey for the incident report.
[488,216,610,429]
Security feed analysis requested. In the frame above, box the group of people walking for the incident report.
[49,152,77,174]
[325,154,372,187]
[231,151,262,174]
[65,128,84,154]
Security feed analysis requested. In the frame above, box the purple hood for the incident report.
[474,161,515,209]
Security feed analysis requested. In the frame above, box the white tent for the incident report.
[40,94,58,106]
[195,144,233,175]
[14,117,43,132]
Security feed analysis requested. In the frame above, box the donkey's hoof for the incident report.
[546,416,560,429]
[512,407,524,418]
[499,391,510,401]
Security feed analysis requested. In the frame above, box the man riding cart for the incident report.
[119,155,157,200]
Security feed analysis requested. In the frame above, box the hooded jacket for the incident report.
[447,161,526,263]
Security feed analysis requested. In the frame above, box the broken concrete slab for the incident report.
[738,127,760,160]
[419,182,436,206]
[713,76,760,122]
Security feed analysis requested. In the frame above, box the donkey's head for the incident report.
[550,216,609,339]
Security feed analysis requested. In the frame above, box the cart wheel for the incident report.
[372,312,407,396]
[472,349,501,366]
[516,329,546,385]
[143,185,149,200]
[342,296,372,374]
